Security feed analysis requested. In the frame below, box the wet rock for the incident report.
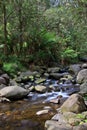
[50,95,62,104]
[43,106,52,111]
[82,63,87,69]
[35,85,47,93]
[60,94,87,113]
[47,67,60,73]
[77,69,87,84]
[27,85,35,92]
[43,73,49,78]
[49,72,68,80]
[69,64,81,75]
[35,78,46,84]
[0,97,11,103]
[0,86,28,99]
[36,110,49,115]
[64,74,73,80]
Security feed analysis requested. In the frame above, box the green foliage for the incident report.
[77,114,85,119]
[61,47,78,63]
[0,0,87,66]
[3,57,26,77]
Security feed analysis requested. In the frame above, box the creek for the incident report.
[0,91,68,130]
[0,82,79,130]
[0,65,80,130]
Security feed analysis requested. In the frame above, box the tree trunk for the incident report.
[18,0,23,55]
[3,2,8,55]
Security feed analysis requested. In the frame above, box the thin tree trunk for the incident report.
[3,2,8,55]
[18,0,23,55]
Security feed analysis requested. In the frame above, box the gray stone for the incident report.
[60,94,87,113]
[1,74,10,84]
[73,123,87,130]
[77,69,87,84]
[69,64,81,75]
[0,86,28,99]
[50,72,68,80]
[45,120,73,130]
[47,67,60,73]
[36,110,49,115]
[79,81,87,94]
[0,77,6,85]
[0,84,6,90]
[82,63,87,69]
[35,85,47,93]
[35,78,46,84]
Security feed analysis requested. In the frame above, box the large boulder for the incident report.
[0,86,28,99]
[60,94,87,113]
[45,120,72,130]
[79,81,87,95]
[77,69,87,84]
[69,64,81,75]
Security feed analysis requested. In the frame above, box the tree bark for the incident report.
[3,2,8,55]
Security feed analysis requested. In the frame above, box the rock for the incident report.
[82,63,87,69]
[77,69,87,84]
[68,118,80,126]
[45,120,72,130]
[47,67,60,73]
[43,73,49,78]
[49,72,68,80]
[73,123,87,130]
[69,64,81,75]
[9,79,18,86]
[52,112,77,124]
[35,85,47,93]
[0,97,11,103]
[0,69,4,75]
[0,86,28,99]
[28,86,35,92]
[64,74,73,80]
[35,78,46,84]
[36,110,49,115]
[0,84,6,90]
[50,95,62,104]
[43,106,52,111]
[52,113,67,123]
[1,74,10,84]
[0,77,7,85]
[60,94,87,113]
[79,81,87,94]
[15,71,36,83]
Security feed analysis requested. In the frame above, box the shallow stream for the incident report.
[0,91,68,130]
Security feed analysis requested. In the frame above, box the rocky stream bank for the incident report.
[0,63,87,130]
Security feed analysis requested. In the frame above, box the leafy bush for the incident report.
[3,61,26,77]
[61,47,78,63]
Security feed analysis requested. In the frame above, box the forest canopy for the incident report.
[0,0,87,66]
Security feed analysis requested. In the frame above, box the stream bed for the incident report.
[0,91,68,130]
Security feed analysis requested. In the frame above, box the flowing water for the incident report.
[0,91,69,130]
[0,77,80,130]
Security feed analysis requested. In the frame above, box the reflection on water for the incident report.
[0,94,62,130]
